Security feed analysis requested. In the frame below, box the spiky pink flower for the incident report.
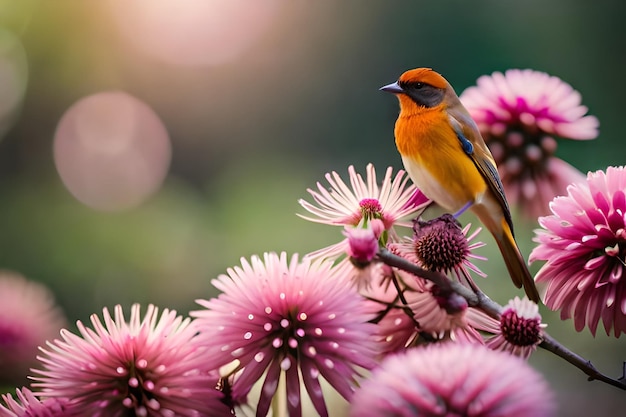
[364,216,487,341]
[191,252,378,417]
[31,304,230,417]
[298,164,429,230]
[486,297,545,359]
[350,343,556,417]
[389,215,487,283]
[362,264,482,352]
[0,388,77,417]
[530,166,626,337]
[405,284,468,336]
[361,266,424,355]
[0,271,66,386]
[300,165,429,290]
[460,69,599,218]
[370,303,419,354]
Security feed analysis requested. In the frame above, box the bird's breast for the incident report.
[401,154,462,211]
[395,113,487,212]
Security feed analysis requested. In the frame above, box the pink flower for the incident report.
[343,219,383,265]
[361,266,425,355]
[191,252,378,417]
[316,219,385,290]
[406,283,468,336]
[350,343,556,417]
[362,264,482,353]
[369,303,419,355]
[0,271,66,386]
[0,388,77,417]
[298,164,429,230]
[300,165,430,290]
[389,215,487,283]
[530,166,626,337]
[306,218,385,291]
[486,297,545,359]
[357,216,488,342]
[31,304,230,417]
[460,69,599,218]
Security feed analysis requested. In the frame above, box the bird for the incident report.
[380,67,540,302]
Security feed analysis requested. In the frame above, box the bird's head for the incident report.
[380,68,450,109]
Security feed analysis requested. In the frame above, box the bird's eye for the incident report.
[414,82,424,89]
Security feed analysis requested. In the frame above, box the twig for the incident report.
[387,269,437,343]
[376,247,626,391]
[377,248,502,319]
[539,333,626,390]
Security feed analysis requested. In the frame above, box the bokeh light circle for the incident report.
[53,91,172,211]
[0,26,28,140]
[109,0,280,67]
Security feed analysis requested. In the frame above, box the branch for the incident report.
[377,248,502,319]
[376,247,626,391]
[540,333,626,390]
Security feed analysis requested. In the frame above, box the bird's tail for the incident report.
[494,219,540,302]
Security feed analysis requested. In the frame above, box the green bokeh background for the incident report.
[0,1,624,415]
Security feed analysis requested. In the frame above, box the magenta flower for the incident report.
[361,266,425,355]
[460,69,599,218]
[343,219,383,266]
[369,303,419,355]
[0,388,77,417]
[406,283,468,335]
[350,343,556,417]
[359,216,488,342]
[191,252,378,417]
[403,283,484,344]
[298,163,429,230]
[486,297,545,359]
[300,165,429,290]
[389,215,487,283]
[0,271,66,386]
[31,304,230,417]
[530,166,626,337]
[316,219,385,290]
[362,263,482,352]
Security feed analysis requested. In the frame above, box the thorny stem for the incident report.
[377,247,626,391]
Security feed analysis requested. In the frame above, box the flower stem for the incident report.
[272,375,288,417]
[376,247,626,391]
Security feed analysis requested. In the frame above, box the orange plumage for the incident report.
[381,68,540,302]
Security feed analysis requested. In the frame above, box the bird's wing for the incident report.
[447,110,514,234]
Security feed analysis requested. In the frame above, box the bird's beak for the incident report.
[379,81,404,94]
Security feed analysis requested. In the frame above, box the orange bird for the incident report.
[380,67,540,302]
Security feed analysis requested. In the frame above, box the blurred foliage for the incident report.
[0,0,624,414]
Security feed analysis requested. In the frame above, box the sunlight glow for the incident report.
[53,91,171,211]
[109,0,280,67]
